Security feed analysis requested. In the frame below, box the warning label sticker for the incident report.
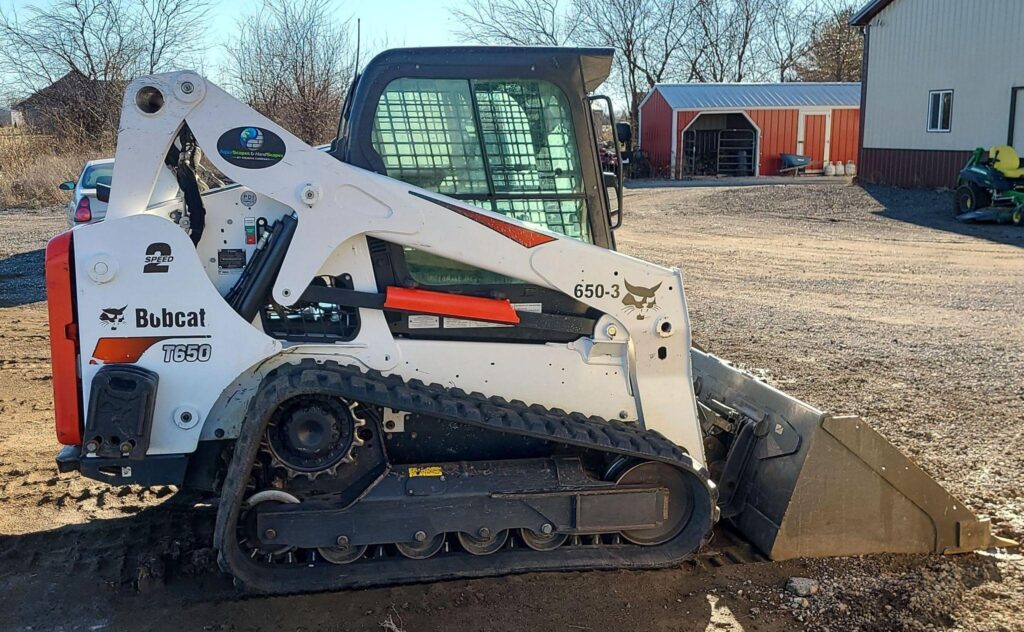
[408,314,440,329]
[408,466,443,478]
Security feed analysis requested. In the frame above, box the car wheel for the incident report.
[1012,206,1024,226]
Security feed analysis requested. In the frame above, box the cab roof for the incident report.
[360,47,615,93]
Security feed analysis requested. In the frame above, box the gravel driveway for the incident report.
[0,183,1021,631]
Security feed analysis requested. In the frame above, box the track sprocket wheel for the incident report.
[264,395,365,479]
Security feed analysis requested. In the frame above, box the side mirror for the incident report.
[589,94,626,230]
[58,181,75,191]
[96,182,111,203]
[615,122,632,145]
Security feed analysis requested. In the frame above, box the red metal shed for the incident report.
[638,83,861,179]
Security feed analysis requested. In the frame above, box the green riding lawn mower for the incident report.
[954,145,1024,225]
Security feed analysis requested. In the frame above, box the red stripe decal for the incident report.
[448,206,557,248]
[385,287,520,325]
[45,231,81,446]
[410,191,557,248]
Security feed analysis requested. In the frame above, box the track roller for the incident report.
[519,528,568,551]
[457,529,509,555]
[317,542,367,564]
[395,533,446,559]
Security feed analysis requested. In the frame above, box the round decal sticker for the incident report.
[217,126,286,169]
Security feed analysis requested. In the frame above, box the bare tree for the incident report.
[759,0,816,81]
[0,0,211,147]
[0,0,135,93]
[450,0,580,46]
[796,0,862,82]
[227,0,355,145]
[575,0,701,128]
[690,0,770,83]
[138,0,211,74]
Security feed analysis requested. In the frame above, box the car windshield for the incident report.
[81,163,113,189]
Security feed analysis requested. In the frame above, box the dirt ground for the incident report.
[0,183,1022,631]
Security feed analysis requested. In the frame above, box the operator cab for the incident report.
[330,47,622,343]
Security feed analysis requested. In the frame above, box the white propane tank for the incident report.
[845,160,857,176]
[824,161,836,176]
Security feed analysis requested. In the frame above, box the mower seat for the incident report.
[989,145,1024,178]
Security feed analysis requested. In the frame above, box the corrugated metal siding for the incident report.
[655,83,861,110]
[671,108,860,177]
[659,105,860,178]
[859,148,971,187]
[638,90,673,176]
[862,0,1024,151]
[747,109,800,176]
[830,108,861,165]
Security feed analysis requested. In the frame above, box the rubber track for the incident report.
[214,359,718,593]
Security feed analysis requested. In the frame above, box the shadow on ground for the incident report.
[0,494,725,632]
[863,185,1024,248]
[0,248,45,307]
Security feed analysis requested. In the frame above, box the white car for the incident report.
[59,158,113,226]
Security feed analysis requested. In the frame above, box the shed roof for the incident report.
[849,0,896,26]
[650,82,861,110]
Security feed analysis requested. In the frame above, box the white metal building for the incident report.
[852,0,1024,187]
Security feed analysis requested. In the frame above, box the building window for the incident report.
[928,90,953,133]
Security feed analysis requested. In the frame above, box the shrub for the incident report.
[0,131,103,209]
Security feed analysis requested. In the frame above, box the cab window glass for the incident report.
[372,77,588,285]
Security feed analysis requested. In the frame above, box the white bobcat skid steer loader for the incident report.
[45,47,1009,593]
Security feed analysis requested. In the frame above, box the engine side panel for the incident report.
[72,213,281,455]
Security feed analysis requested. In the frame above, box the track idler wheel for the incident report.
[242,490,301,557]
[395,532,446,559]
[615,461,695,546]
[457,529,509,555]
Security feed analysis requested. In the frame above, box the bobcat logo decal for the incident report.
[622,280,662,320]
[99,306,127,330]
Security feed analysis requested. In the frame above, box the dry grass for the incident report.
[0,131,103,209]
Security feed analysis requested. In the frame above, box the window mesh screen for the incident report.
[372,79,489,195]
[475,81,582,196]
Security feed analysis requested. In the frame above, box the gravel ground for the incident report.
[0,183,1021,631]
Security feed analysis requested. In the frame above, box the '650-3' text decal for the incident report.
[573,283,621,299]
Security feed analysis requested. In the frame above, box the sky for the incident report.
[206,0,462,66]
[2,0,483,94]
[11,0,469,77]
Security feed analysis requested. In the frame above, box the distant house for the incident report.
[0,107,14,127]
[13,71,110,130]
[851,0,1024,187]
[638,82,861,178]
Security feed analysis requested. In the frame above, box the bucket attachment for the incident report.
[691,349,1016,560]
